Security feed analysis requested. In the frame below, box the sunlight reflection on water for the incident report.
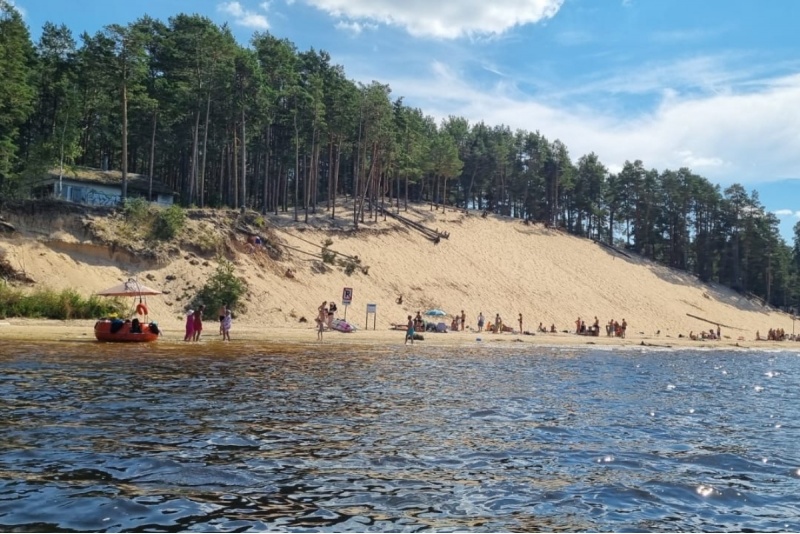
[1,342,800,531]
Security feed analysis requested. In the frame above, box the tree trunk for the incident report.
[241,107,247,209]
[148,109,158,201]
[188,107,201,205]
[331,139,340,219]
[199,93,211,208]
[121,82,128,202]
[262,125,271,215]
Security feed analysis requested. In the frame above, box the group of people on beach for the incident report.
[184,303,232,342]
[757,328,790,341]
[316,300,339,339]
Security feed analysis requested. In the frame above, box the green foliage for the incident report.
[320,238,336,264]
[0,284,126,319]
[123,196,150,223]
[191,257,247,313]
[152,204,186,240]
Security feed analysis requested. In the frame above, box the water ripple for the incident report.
[1,343,799,531]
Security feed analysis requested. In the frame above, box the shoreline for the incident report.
[2,318,799,352]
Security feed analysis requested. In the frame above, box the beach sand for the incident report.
[0,203,797,349]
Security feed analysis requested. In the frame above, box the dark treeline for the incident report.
[1,2,799,309]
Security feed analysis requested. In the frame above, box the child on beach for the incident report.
[316,316,324,340]
[221,310,232,341]
[405,315,414,345]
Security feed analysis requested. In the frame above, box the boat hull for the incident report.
[94,320,159,342]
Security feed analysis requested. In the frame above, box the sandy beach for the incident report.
[1,203,797,349]
[2,317,799,353]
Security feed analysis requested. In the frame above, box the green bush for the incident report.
[191,258,247,314]
[123,197,150,224]
[321,239,336,264]
[152,204,186,240]
[0,285,126,319]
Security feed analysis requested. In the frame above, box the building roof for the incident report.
[38,167,175,196]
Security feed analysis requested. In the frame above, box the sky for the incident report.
[11,0,800,243]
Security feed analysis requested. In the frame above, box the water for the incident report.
[2,341,800,532]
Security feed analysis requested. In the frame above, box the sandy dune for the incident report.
[0,203,797,348]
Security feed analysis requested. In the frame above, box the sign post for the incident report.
[366,303,377,330]
[342,287,353,320]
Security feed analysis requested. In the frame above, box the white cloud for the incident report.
[358,59,800,185]
[774,209,794,216]
[302,0,564,39]
[335,20,376,36]
[217,1,270,29]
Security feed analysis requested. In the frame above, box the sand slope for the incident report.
[0,203,794,342]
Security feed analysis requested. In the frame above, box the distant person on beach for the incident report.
[414,311,423,331]
[318,301,328,326]
[477,312,485,332]
[550,324,556,333]
[316,316,324,340]
[495,314,503,334]
[405,315,414,345]
[716,324,721,339]
[518,313,523,334]
[192,305,205,342]
[461,310,466,331]
[218,303,228,336]
[575,317,581,334]
[221,310,232,341]
[621,319,627,338]
[184,309,194,341]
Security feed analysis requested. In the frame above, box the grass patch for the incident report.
[0,284,126,319]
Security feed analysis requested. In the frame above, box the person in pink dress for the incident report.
[192,305,205,341]
[184,309,195,341]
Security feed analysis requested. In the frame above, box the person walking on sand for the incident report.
[221,309,232,341]
[192,305,205,342]
[477,312,485,332]
[405,315,415,345]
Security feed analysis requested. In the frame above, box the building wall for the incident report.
[55,180,173,206]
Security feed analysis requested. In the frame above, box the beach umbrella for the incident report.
[97,278,162,297]
[424,309,447,317]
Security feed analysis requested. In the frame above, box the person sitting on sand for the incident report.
[550,324,556,333]
[538,322,546,333]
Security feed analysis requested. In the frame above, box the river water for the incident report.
[1,341,799,532]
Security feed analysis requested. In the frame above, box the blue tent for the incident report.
[424,309,447,317]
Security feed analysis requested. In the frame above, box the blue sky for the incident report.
[11,0,800,243]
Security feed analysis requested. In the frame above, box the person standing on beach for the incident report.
[405,315,415,345]
[221,310,232,341]
[217,303,228,336]
[192,305,205,341]
[460,310,466,331]
[495,314,502,333]
[316,315,324,340]
[518,313,523,334]
[477,312,485,332]
[184,309,194,341]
